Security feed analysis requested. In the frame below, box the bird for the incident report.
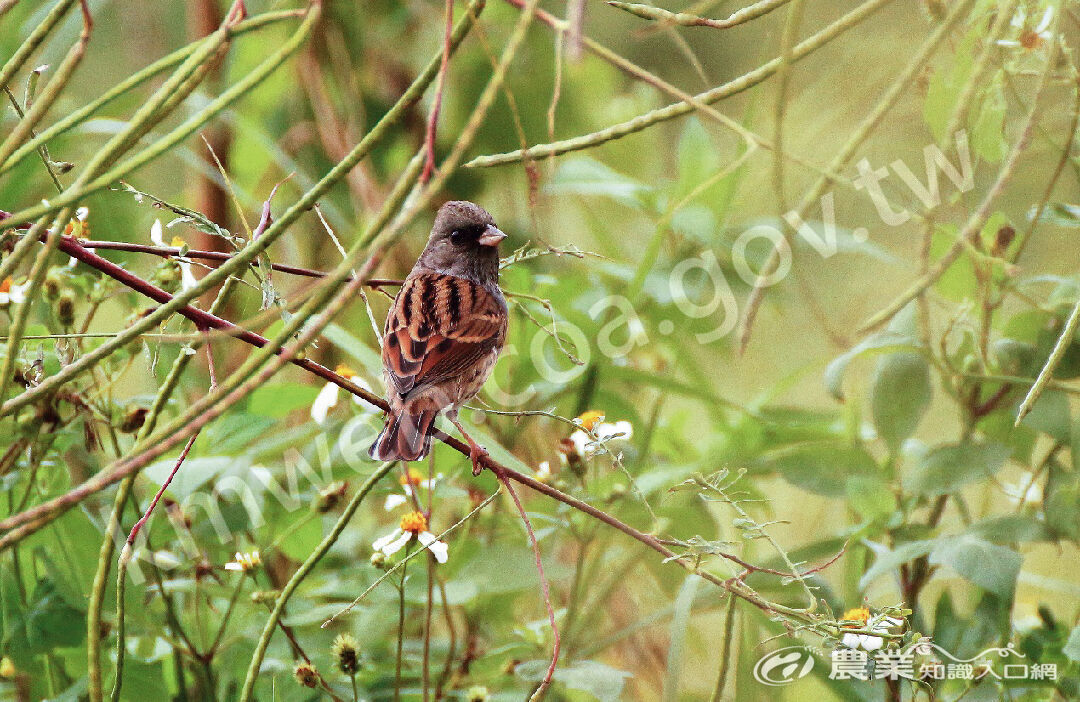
[369,200,508,475]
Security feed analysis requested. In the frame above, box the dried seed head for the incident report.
[331,633,360,674]
[293,661,318,688]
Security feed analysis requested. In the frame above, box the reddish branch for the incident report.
[421,0,455,184]
[496,473,560,698]
[75,239,402,287]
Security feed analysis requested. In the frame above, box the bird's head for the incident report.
[417,201,506,282]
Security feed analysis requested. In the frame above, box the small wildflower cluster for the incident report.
[838,606,903,651]
[555,410,635,473]
[372,510,449,563]
[224,550,261,573]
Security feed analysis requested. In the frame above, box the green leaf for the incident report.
[904,442,1010,496]
[517,660,632,702]
[846,474,896,521]
[25,580,84,654]
[321,323,383,377]
[546,157,652,208]
[970,76,1007,163]
[1045,473,1080,540]
[929,535,1021,598]
[248,382,320,419]
[675,118,721,199]
[1016,389,1071,442]
[1064,626,1080,663]
[871,352,931,450]
[859,539,936,591]
[824,329,920,401]
[929,224,977,301]
[759,442,878,496]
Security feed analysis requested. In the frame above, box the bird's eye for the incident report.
[449,229,467,245]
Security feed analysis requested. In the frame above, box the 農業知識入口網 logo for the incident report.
[751,646,818,686]
[752,641,1058,686]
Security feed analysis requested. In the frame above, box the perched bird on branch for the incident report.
[369,200,508,475]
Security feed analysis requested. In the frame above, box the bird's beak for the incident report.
[478,225,507,247]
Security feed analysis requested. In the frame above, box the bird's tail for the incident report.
[369,409,438,462]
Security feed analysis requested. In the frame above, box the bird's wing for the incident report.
[382,272,506,399]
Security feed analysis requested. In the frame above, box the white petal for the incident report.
[224,562,243,571]
[372,529,404,552]
[67,257,78,268]
[179,262,197,291]
[384,494,408,511]
[418,532,448,563]
[310,383,340,424]
[9,284,28,304]
[1035,7,1053,33]
[75,206,88,221]
[861,635,884,651]
[596,420,633,442]
[841,633,862,649]
[150,219,165,246]
[568,430,591,455]
[380,531,411,557]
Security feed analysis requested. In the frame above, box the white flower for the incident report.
[311,365,372,424]
[383,493,409,511]
[568,419,634,457]
[840,612,901,651]
[151,219,197,292]
[998,6,1054,48]
[1003,472,1043,507]
[372,511,448,564]
[224,550,261,572]
[0,278,28,305]
[535,461,552,482]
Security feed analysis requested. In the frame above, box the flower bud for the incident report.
[313,481,348,513]
[55,291,76,327]
[466,686,490,702]
[369,551,388,570]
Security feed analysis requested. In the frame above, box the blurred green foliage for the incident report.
[2,0,1080,700]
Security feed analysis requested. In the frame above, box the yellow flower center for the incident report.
[0,278,11,294]
[170,236,186,248]
[576,410,605,432]
[841,607,871,626]
[400,511,428,533]
[334,364,357,379]
[400,468,425,486]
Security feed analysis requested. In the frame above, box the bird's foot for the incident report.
[467,439,488,476]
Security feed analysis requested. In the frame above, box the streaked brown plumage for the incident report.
[369,201,508,473]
